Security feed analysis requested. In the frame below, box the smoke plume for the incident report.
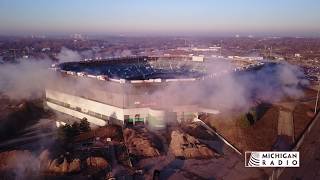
[147,61,307,113]
[0,59,53,100]
[0,48,85,100]
[57,47,82,62]
[0,53,307,113]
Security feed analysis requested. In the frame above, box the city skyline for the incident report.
[0,0,320,37]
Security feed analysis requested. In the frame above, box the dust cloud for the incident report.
[0,48,82,100]
[56,47,82,63]
[0,52,307,113]
[148,60,307,112]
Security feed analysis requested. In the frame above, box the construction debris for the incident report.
[39,149,81,174]
[169,130,215,159]
[86,157,109,170]
[123,128,160,157]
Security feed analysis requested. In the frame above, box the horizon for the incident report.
[0,0,320,37]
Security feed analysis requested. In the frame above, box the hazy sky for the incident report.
[0,0,319,36]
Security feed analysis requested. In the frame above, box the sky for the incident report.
[0,0,320,36]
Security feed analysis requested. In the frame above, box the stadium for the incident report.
[45,56,263,128]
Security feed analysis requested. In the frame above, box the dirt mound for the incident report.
[0,150,39,176]
[38,149,81,174]
[123,128,160,157]
[169,130,215,159]
[68,159,81,172]
[86,157,109,170]
[47,158,81,173]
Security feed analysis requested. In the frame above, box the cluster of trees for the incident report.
[58,118,91,142]
[238,104,271,128]
[238,109,257,128]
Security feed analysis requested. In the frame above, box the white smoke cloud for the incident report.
[146,61,307,113]
[80,50,94,59]
[112,49,133,57]
[0,59,54,100]
[0,54,307,113]
[277,63,302,97]
[120,50,132,57]
[57,47,81,62]
[0,48,83,100]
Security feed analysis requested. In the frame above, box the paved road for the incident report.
[278,110,294,138]
[276,103,296,145]
[277,109,295,146]
[280,113,320,180]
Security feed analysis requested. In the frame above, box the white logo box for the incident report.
[245,151,299,167]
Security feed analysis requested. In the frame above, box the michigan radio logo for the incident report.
[247,152,261,167]
[245,151,299,167]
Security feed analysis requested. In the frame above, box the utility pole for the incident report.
[220,40,222,57]
[314,74,320,114]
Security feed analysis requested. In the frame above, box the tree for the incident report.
[57,122,81,142]
[71,121,80,136]
[238,114,250,128]
[57,124,73,142]
[79,118,91,132]
[57,125,68,142]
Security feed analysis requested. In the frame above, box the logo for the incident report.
[245,151,299,167]
[247,152,260,167]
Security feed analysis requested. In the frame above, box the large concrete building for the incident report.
[46,56,264,128]
[46,57,208,128]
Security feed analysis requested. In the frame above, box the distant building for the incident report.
[42,48,51,52]
[294,53,301,58]
[228,56,263,61]
[191,46,221,52]
[192,55,204,62]
[71,33,85,40]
